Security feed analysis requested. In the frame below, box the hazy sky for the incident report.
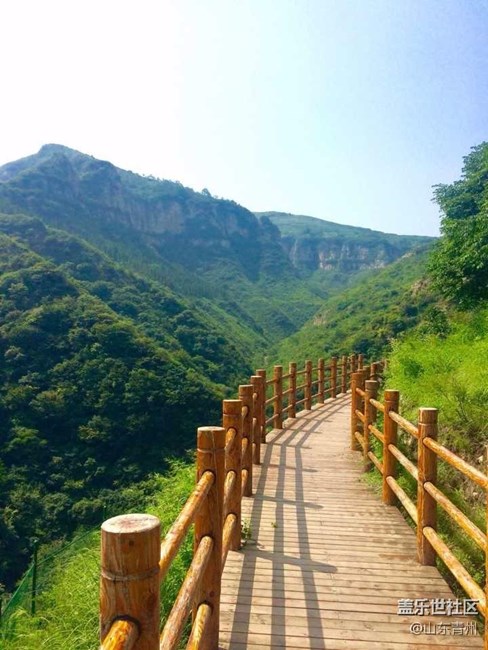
[1,1,487,236]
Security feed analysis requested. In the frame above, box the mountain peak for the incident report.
[38,143,82,156]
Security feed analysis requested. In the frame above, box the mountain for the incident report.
[0,145,317,340]
[0,145,432,341]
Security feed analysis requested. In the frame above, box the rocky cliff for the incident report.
[260,211,434,275]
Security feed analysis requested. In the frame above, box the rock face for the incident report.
[260,211,434,276]
[284,236,406,272]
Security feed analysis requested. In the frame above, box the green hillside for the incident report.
[268,244,436,366]
[0,230,229,588]
[0,213,254,387]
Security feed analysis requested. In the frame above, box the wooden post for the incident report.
[223,400,242,550]
[417,408,438,566]
[361,367,369,388]
[317,358,325,404]
[350,353,357,377]
[357,353,364,370]
[350,371,364,451]
[370,361,379,381]
[239,384,253,496]
[256,369,267,443]
[363,380,378,470]
[250,375,262,465]
[485,446,488,650]
[341,355,347,393]
[195,426,225,650]
[305,360,312,409]
[382,390,400,505]
[31,540,38,616]
[289,362,297,418]
[273,365,283,429]
[100,514,161,649]
[330,357,337,398]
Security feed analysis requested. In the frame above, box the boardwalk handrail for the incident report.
[350,371,488,646]
[99,354,372,650]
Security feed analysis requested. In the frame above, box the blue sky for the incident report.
[1,0,487,236]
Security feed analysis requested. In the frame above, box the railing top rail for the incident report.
[423,437,488,489]
[389,410,419,439]
[159,470,214,580]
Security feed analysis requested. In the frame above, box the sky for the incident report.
[1,1,487,237]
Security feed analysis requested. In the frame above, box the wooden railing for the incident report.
[98,355,361,650]
[351,370,488,645]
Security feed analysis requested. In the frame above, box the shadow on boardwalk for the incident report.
[219,395,482,649]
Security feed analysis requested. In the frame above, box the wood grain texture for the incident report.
[223,399,243,552]
[100,514,160,650]
[219,397,482,648]
[417,408,438,566]
[273,367,283,430]
[239,386,254,497]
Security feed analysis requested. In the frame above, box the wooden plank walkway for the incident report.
[220,395,482,649]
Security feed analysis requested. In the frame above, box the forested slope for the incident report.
[0,228,229,587]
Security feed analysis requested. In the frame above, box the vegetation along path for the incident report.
[220,396,482,649]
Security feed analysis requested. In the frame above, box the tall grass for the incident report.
[387,307,488,461]
[1,460,194,649]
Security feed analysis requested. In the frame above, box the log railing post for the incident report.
[223,400,242,550]
[289,361,297,418]
[273,366,283,429]
[250,375,262,465]
[305,360,312,410]
[350,353,357,378]
[330,357,337,398]
[317,358,325,404]
[382,390,400,505]
[363,380,378,471]
[350,371,364,451]
[485,447,488,650]
[195,426,225,649]
[357,353,364,370]
[256,369,267,443]
[341,355,347,393]
[417,408,438,566]
[370,361,379,381]
[100,514,161,649]
[239,384,253,496]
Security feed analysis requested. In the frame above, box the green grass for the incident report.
[387,307,488,461]
[1,460,195,649]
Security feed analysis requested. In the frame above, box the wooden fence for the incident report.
[98,355,362,650]
[350,370,488,647]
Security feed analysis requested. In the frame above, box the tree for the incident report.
[429,142,488,306]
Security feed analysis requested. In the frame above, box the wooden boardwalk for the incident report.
[220,395,482,649]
